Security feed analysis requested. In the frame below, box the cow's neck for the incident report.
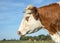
[38,10,60,43]
[37,3,60,43]
[37,3,60,35]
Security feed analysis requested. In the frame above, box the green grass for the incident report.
[0,40,52,43]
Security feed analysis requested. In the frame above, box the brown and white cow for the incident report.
[18,2,60,43]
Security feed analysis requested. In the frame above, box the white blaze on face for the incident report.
[18,14,43,35]
[18,5,43,35]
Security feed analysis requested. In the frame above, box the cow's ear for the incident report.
[32,7,39,20]
[33,7,37,13]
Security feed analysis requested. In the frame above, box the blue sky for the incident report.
[0,0,60,40]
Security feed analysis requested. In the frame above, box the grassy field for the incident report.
[0,40,52,43]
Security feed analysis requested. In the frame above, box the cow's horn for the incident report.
[26,5,34,10]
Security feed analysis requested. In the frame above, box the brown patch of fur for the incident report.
[30,7,39,20]
[36,3,60,35]
[26,3,60,35]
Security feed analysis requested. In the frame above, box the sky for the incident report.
[0,0,60,40]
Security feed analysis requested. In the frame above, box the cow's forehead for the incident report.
[25,9,32,14]
[24,14,30,18]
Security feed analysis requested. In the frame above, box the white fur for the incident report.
[18,14,43,35]
[18,5,44,35]
[50,32,60,43]
[25,10,32,14]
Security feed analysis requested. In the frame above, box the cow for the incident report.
[18,2,60,43]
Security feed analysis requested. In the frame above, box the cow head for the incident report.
[18,5,44,36]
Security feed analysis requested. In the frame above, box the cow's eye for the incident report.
[25,16,30,21]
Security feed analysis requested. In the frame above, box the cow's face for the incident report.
[18,5,43,36]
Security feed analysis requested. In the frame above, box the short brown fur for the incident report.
[33,3,60,35]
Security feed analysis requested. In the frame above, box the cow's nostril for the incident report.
[18,31,21,35]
